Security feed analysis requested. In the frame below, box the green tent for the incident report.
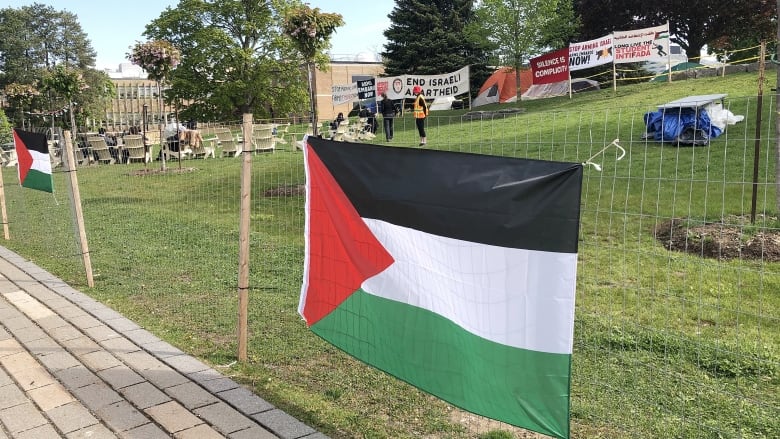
[650,62,705,82]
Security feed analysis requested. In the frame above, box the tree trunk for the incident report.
[157,81,167,171]
[308,62,319,137]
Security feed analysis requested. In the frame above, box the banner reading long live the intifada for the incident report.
[612,23,670,64]
[376,66,470,100]
[569,35,613,71]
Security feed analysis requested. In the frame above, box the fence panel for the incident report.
[2,98,777,438]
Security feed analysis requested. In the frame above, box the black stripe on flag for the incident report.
[307,137,583,254]
[13,129,48,154]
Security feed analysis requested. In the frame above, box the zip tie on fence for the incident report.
[216,360,237,369]
[583,138,625,171]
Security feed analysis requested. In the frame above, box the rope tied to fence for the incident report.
[583,138,625,171]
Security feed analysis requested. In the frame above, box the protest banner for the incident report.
[377,66,470,100]
[569,35,613,71]
[531,48,569,85]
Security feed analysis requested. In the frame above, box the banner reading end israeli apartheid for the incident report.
[613,23,670,64]
[377,66,470,100]
[569,35,613,71]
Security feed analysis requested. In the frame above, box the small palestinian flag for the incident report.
[13,129,53,193]
[300,137,583,439]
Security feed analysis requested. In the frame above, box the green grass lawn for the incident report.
[2,70,778,438]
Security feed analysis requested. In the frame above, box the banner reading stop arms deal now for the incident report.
[569,35,613,71]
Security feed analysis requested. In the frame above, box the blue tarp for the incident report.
[643,108,723,146]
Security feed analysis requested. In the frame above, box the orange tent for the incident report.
[472,67,532,107]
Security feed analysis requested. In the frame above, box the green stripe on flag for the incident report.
[312,290,571,439]
[22,169,53,193]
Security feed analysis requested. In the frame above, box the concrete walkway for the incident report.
[0,246,327,439]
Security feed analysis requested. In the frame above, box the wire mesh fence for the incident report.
[2,94,778,438]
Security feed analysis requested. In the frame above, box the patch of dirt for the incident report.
[264,184,305,197]
[129,167,197,176]
[653,215,780,262]
[447,409,544,438]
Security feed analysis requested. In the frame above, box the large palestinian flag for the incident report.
[13,129,53,193]
[300,137,583,439]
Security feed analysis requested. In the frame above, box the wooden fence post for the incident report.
[238,114,253,362]
[62,130,94,287]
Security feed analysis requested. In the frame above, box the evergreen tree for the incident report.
[382,0,491,98]
[0,4,109,128]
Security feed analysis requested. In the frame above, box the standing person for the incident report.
[378,92,395,141]
[412,85,428,146]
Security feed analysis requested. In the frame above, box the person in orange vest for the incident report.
[412,85,428,146]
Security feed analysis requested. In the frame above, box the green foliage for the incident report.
[143,0,311,120]
[127,40,181,82]
[573,0,775,60]
[0,4,113,128]
[382,0,492,97]
[474,0,576,95]
[42,65,87,99]
[282,5,344,61]
[0,108,11,143]
[0,3,95,84]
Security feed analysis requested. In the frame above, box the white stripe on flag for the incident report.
[362,219,577,355]
[30,150,52,174]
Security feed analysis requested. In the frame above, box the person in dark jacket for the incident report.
[378,92,396,141]
[330,112,345,131]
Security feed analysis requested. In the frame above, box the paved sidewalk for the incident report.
[0,246,327,439]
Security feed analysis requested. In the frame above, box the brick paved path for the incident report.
[0,246,327,439]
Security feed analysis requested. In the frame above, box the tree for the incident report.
[0,4,95,83]
[474,0,577,100]
[128,39,181,170]
[573,0,775,60]
[382,0,492,98]
[283,5,344,135]
[0,109,11,145]
[0,4,110,129]
[142,0,313,121]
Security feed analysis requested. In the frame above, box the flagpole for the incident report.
[62,130,94,288]
[667,22,672,83]
[612,33,617,92]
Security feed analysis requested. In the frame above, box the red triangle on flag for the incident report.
[13,130,34,183]
[302,147,394,326]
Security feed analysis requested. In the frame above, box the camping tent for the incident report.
[521,78,600,100]
[472,68,532,107]
[650,62,705,82]
[430,96,456,111]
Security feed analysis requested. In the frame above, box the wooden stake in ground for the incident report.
[62,130,94,288]
[0,162,9,239]
[237,113,253,362]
